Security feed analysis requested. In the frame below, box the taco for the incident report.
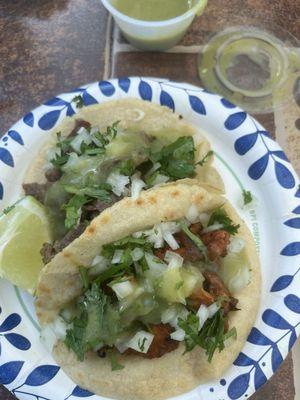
[35,180,260,400]
[22,98,224,265]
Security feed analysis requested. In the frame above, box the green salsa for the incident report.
[111,0,196,21]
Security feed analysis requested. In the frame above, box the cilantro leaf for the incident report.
[3,204,15,215]
[62,194,90,229]
[79,266,90,290]
[179,309,237,362]
[242,190,253,205]
[197,150,214,167]
[108,349,125,371]
[150,136,196,180]
[64,284,121,361]
[208,207,240,235]
[72,95,84,109]
[63,184,112,202]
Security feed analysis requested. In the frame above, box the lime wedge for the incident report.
[0,196,53,294]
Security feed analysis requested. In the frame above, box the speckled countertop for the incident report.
[0,1,299,399]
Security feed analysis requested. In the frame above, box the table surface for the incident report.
[0,1,299,399]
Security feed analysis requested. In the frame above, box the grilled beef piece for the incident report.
[83,194,120,221]
[200,230,230,261]
[45,167,61,182]
[23,182,51,203]
[203,270,238,315]
[188,288,215,309]
[40,223,86,264]
[125,324,179,359]
[69,119,91,138]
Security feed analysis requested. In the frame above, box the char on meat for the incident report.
[68,119,91,138]
[45,167,61,182]
[83,194,120,221]
[23,182,51,204]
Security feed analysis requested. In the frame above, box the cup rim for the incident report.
[101,0,205,26]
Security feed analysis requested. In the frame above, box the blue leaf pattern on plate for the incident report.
[99,81,115,97]
[66,104,76,117]
[248,153,269,180]
[160,90,175,111]
[234,133,258,155]
[0,148,14,167]
[38,110,61,130]
[221,98,236,108]
[271,345,283,372]
[138,80,152,101]
[118,78,131,93]
[227,373,250,399]
[271,275,294,292]
[0,314,21,332]
[23,112,34,127]
[234,352,255,367]
[295,188,300,198]
[71,386,94,397]
[262,309,292,330]
[284,218,300,229]
[0,361,24,385]
[254,365,267,390]
[189,95,206,115]
[0,182,3,200]
[24,365,60,386]
[247,328,273,346]
[4,333,31,351]
[8,130,24,145]
[284,294,300,314]
[280,242,300,256]
[292,205,300,214]
[82,92,98,106]
[271,150,289,162]
[274,161,295,189]
[289,330,297,351]
[224,112,247,130]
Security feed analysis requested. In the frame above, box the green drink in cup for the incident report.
[101,0,207,51]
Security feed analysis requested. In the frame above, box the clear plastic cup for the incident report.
[101,0,208,51]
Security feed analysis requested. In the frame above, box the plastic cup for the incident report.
[101,0,208,51]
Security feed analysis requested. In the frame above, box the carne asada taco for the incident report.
[35,181,260,400]
[22,98,224,264]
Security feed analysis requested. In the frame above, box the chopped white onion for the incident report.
[164,251,184,269]
[161,307,178,325]
[62,152,79,171]
[127,330,154,354]
[160,222,181,235]
[40,316,68,352]
[202,223,224,233]
[207,303,220,318]
[107,172,129,196]
[228,237,245,253]
[159,222,180,250]
[145,253,166,274]
[131,174,146,200]
[197,304,209,330]
[111,280,135,300]
[228,266,250,293]
[132,108,145,122]
[170,328,185,341]
[89,255,109,275]
[145,162,161,177]
[198,212,210,226]
[185,204,200,224]
[111,249,124,264]
[132,230,143,238]
[70,127,91,153]
[152,174,170,186]
[131,247,144,262]
[162,230,179,250]
[47,147,61,162]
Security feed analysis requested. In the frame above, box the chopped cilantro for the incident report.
[150,136,196,180]
[242,190,253,205]
[3,204,15,215]
[72,95,84,109]
[208,207,240,235]
[63,184,112,202]
[178,309,237,362]
[197,150,214,167]
[62,194,90,229]
[64,284,121,361]
[117,159,136,176]
[108,349,125,371]
[138,337,147,352]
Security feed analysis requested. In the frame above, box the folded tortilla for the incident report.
[35,180,260,400]
[23,98,224,194]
